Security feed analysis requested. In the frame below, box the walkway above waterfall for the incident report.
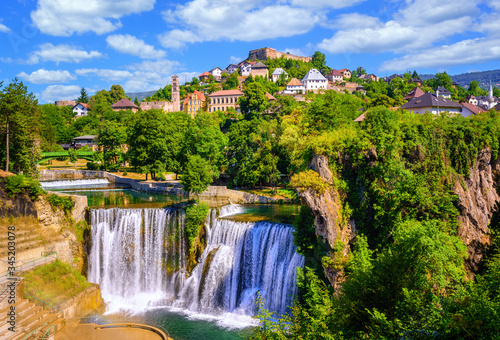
[39,169,293,204]
[55,323,172,340]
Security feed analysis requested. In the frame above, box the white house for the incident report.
[327,69,343,82]
[239,61,255,77]
[226,64,239,74]
[209,67,223,79]
[436,86,452,99]
[466,95,478,106]
[401,93,463,115]
[271,68,288,82]
[73,102,90,117]
[283,78,304,94]
[302,68,327,92]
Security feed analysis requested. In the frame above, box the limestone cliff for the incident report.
[300,149,500,288]
[297,154,356,288]
[454,148,500,272]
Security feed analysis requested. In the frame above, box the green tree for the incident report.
[68,147,78,167]
[98,121,127,170]
[311,51,327,71]
[180,154,213,196]
[77,87,89,103]
[223,72,239,90]
[239,82,269,120]
[109,84,129,104]
[0,78,40,174]
[134,96,140,107]
[127,109,169,180]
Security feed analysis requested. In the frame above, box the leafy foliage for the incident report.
[47,193,75,214]
[4,174,44,200]
[184,202,209,251]
[181,155,213,195]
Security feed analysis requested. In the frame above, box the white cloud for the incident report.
[126,59,179,74]
[159,1,321,49]
[380,38,500,72]
[229,56,242,64]
[31,0,156,36]
[158,29,203,49]
[17,69,76,84]
[334,13,382,30]
[396,0,481,25]
[290,0,366,9]
[0,23,10,33]
[106,34,166,59]
[319,0,475,55]
[28,43,103,64]
[41,85,81,102]
[76,68,133,81]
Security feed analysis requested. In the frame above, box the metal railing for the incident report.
[24,293,62,313]
[94,323,170,340]
[20,330,36,340]
[41,325,55,340]
[16,253,57,272]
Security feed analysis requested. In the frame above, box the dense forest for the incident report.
[1,61,500,338]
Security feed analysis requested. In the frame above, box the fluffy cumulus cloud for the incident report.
[290,0,366,9]
[41,85,81,102]
[74,59,181,92]
[28,44,103,64]
[76,68,133,81]
[380,38,500,71]
[158,1,323,49]
[106,34,166,59]
[0,23,10,33]
[17,69,76,84]
[31,0,156,36]
[319,0,479,56]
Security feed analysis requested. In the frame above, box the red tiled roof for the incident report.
[461,102,484,115]
[329,69,342,76]
[339,69,350,73]
[208,90,243,97]
[199,71,210,77]
[354,113,365,122]
[193,90,205,100]
[287,78,302,86]
[73,102,90,109]
[404,87,425,100]
[265,93,276,101]
[111,98,138,108]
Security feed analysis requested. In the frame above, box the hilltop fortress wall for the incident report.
[248,47,312,62]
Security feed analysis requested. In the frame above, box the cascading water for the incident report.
[41,178,110,188]
[88,204,304,323]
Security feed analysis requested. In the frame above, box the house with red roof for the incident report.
[339,69,351,79]
[183,90,206,117]
[327,69,343,82]
[73,102,90,118]
[199,71,210,83]
[111,98,139,113]
[404,87,425,101]
[283,78,304,94]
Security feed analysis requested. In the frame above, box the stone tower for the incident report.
[171,75,180,112]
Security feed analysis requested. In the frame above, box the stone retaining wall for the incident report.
[58,284,104,321]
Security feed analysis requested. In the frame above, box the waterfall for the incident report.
[41,178,110,188]
[88,205,304,320]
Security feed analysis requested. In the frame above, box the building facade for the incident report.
[208,90,243,112]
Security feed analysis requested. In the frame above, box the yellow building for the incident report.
[183,90,206,117]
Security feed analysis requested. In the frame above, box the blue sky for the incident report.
[0,0,499,103]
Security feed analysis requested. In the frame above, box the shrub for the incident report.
[184,202,209,252]
[86,162,99,170]
[47,194,75,214]
[4,175,45,200]
[290,170,329,194]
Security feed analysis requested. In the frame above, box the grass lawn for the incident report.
[241,187,298,200]
[23,260,90,307]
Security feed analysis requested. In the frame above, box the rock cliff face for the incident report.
[298,154,356,288]
[454,148,500,272]
[300,149,500,287]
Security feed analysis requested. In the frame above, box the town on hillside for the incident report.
[56,47,500,126]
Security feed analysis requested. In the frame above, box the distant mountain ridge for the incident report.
[420,69,500,88]
[125,90,157,102]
